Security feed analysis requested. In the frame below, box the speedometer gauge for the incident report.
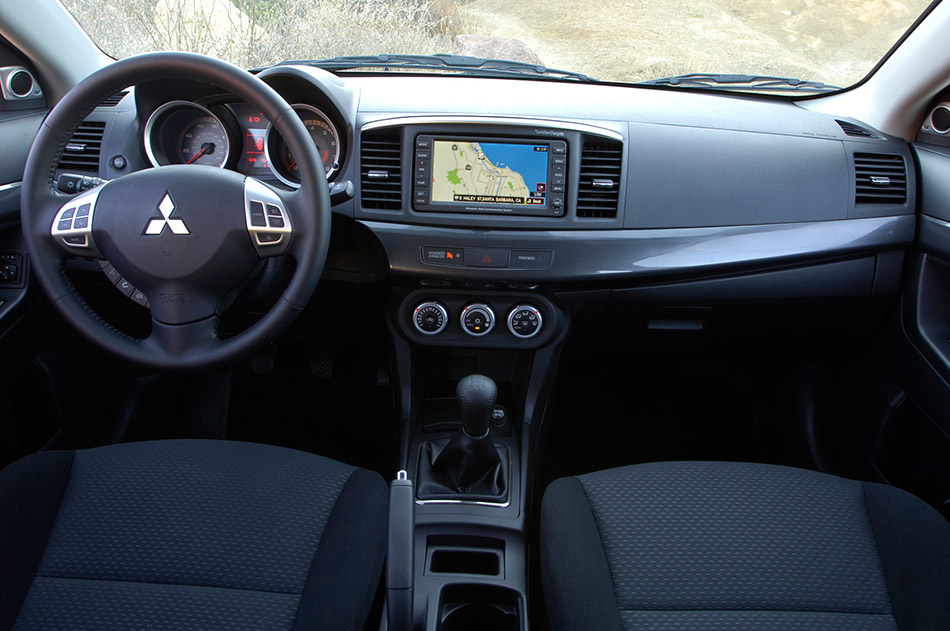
[265,104,340,187]
[178,116,229,167]
[144,101,231,168]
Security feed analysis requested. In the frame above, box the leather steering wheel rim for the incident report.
[21,52,331,370]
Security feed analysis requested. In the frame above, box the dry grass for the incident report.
[62,0,467,68]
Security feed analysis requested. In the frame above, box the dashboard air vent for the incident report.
[854,153,906,204]
[57,120,106,173]
[360,129,402,210]
[99,90,129,107]
[577,138,622,218]
[837,120,876,138]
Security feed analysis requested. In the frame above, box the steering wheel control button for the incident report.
[510,250,553,268]
[51,186,103,257]
[467,248,509,268]
[507,304,543,338]
[249,201,267,226]
[244,178,292,256]
[461,303,496,336]
[413,301,448,335]
[99,261,122,284]
[422,246,464,266]
[130,289,149,307]
[116,278,135,297]
[265,204,285,228]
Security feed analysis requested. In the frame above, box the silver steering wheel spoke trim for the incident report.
[50,185,105,258]
[244,177,292,256]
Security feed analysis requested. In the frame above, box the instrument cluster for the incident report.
[143,99,343,186]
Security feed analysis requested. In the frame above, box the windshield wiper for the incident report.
[269,54,598,82]
[637,73,840,93]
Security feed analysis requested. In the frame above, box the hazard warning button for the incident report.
[467,248,509,268]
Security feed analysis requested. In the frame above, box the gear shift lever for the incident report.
[457,374,496,438]
[416,374,507,499]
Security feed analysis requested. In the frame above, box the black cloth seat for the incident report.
[541,461,950,631]
[0,439,388,631]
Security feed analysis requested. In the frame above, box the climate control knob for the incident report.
[507,304,543,339]
[460,303,495,337]
[413,301,448,335]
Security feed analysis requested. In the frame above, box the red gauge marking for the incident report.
[185,142,214,164]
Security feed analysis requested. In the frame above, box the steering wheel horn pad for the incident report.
[91,166,258,324]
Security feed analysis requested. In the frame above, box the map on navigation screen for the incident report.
[430,140,549,207]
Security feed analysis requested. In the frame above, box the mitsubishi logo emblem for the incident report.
[145,193,189,236]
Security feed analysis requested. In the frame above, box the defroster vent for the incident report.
[854,153,906,205]
[99,90,129,107]
[837,120,877,138]
[577,137,622,218]
[361,129,402,210]
[58,120,106,173]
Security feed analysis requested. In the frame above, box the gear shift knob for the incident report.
[457,374,497,438]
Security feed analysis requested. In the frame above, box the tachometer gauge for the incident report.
[145,101,231,168]
[265,104,341,187]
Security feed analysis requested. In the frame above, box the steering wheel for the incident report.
[21,52,331,370]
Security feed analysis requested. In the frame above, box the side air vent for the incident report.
[837,120,877,138]
[576,137,623,218]
[99,90,129,107]
[58,120,106,173]
[360,129,402,210]
[854,153,906,204]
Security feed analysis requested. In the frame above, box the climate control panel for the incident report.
[398,289,561,348]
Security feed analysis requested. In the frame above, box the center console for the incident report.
[386,285,568,631]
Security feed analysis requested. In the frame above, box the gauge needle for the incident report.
[186,142,215,164]
[287,162,297,170]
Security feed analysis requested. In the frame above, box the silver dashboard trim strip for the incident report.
[361,215,915,281]
[922,214,950,231]
[361,115,624,141]
[0,181,22,193]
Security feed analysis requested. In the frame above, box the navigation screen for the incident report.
[430,140,549,207]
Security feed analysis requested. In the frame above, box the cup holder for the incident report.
[438,584,523,631]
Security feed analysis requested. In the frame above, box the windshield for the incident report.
[63,0,937,93]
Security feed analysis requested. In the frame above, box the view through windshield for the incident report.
[63,0,936,91]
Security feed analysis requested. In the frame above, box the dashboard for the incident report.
[42,64,920,349]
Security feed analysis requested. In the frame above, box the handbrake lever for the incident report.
[387,470,414,631]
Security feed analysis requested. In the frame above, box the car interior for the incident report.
[1,0,950,630]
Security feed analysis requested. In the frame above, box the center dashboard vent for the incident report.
[360,129,402,210]
[854,153,907,205]
[57,120,106,173]
[837,120,877,138]
[577,137,622,218]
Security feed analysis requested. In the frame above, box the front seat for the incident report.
[541,461,950,631]
[0,439,387,631]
